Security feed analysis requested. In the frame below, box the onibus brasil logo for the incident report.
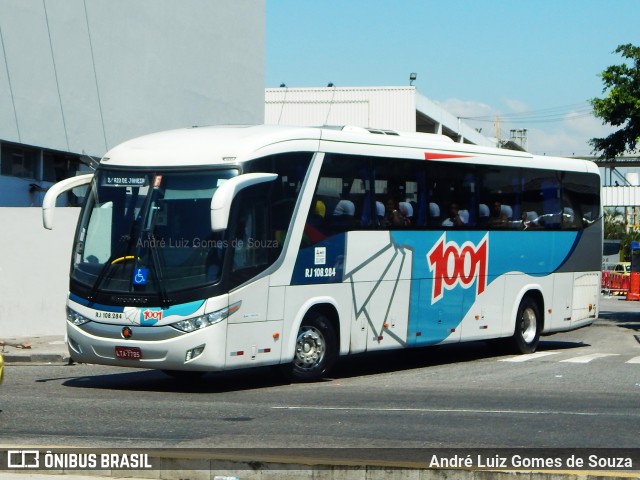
[427,233,489,304]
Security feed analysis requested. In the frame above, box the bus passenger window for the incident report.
[228,185,273,287]
[302,199,329,246]
[562,171,600,229]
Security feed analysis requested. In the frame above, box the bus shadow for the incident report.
[598,308,640,332]
[598,311,640,323]
[60,338,591,393]
[537,340,590,351]
[331,339,589,380]
[61,366,290,394]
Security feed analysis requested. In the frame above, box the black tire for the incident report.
[281,311,338,382]
[509,296,541,354]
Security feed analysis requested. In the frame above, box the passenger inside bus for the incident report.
[382,197,408,228]
[441,202,465,227]
[487,201,510,227]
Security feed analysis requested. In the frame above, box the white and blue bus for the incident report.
[43,125,601,380]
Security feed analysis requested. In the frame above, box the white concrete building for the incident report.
[0,0,264,337]
[265,86,496,147]
[0,0,264,206]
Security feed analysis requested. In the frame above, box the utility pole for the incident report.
[494,116,502,144]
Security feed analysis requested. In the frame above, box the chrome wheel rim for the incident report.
[521,307,537,344]
[294,326,325,370]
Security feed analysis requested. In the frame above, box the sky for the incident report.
[265,0,639,157]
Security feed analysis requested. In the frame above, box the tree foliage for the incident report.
[604,208,625,239]
[590,44,640,159]
[604,207,640,261]
[621,230,640,262]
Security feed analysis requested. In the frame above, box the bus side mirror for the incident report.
[42,173,94,230]
[211,173,277,232]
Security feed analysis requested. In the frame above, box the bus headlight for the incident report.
[66,306,91,326]
[170,302,241,333]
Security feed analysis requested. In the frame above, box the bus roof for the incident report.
[99,124,599,175]
[101,125,321,168]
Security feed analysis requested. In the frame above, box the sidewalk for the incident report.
[1,336,70,365]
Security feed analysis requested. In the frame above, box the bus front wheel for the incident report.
[510,296,541,354]
[283,311,338,382]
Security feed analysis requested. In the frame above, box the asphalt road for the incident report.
[1,295,639,450]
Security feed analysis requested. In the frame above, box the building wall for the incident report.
[0,0,265,158]
[0,0,265,338]
[0,174,52,207]
[266,86,417,131]
[265,86,496,147]
[415,93,495,147]
[602,186,640,208]
[0,207,79,337]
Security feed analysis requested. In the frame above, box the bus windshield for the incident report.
[71,168,238,300]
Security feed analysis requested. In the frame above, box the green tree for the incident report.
[590,44,640,159]
[604,207,625,239]
[603,208,640,261]
[621,230,640,261]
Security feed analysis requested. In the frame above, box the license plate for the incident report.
[115,346,142,359]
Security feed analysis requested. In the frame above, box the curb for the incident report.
[3,354,70,365]
[1,337,69,365]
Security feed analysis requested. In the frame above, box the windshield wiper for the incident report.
[137,197,171,306]
[87,235,133,302]
[145,232,171,305]
[87,176,171,306]
[87,185,142,302]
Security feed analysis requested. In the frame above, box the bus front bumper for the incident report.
[67,321,227,372]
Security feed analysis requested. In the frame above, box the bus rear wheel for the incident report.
[510,296,541,354]
[282,311,338,382]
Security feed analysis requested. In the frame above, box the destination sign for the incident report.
[102,174,149,187]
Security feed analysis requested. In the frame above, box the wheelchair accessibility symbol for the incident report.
[133,268,149,285]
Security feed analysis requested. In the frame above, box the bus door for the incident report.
[225,187,283,368]
[226,276,282,368]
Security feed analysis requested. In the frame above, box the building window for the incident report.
[43,152,80,183]
[1,144,38,179]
